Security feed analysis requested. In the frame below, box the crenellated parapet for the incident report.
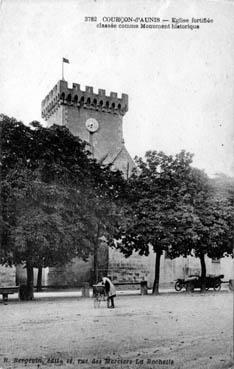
[41,80,128,120]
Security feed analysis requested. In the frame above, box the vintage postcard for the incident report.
[0,1,233,369]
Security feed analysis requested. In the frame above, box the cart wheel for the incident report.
[213,282,221,291]
[175,281,183,291]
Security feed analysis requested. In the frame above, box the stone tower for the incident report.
[41,80,134,177]
[41,80,147,286]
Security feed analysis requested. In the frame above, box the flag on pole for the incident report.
[62,58,70,80]
[62,57,70,64]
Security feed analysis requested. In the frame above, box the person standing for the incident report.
[102,276,116,308]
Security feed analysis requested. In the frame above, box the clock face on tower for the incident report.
[85,118,99,133]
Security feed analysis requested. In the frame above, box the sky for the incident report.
[0,0,234,177]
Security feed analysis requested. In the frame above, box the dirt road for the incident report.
[0,291,233,369]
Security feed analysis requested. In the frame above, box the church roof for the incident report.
[102,146,124,165]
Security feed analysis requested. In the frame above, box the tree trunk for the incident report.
[152,251,162,295]
[93,224,100,284]
[36,267,42,292]
[26,263,34,300]
[199,253,206,293]
[93,243,98,284]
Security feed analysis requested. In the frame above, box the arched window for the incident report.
[60,92,65,102]
[74,95,78,104]
[93,98,97,106]
[87,97,91,105]
[80,96,84,105]
[99,100,103,107]
[111,102,115,109]
[118,103,121,110]
[106,101,109,109]
[67,94,72,103]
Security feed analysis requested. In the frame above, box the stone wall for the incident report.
[108,248,233,288]
[47,241,108,286]
[0,265,16,286]
[47,259,92,286]
[45,104,64,126]
[47,104,125,163]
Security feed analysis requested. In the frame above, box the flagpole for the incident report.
[62,58,69,80]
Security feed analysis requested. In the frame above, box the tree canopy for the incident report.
[0,115,126,297]
[1,115,232,297]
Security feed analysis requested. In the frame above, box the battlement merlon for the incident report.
[41,80,128,120]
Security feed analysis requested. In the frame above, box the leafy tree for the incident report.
[115,150,233,294]
[2,169,95,298]
[210,173,234,205]
[115,150,197,294]
[167,169,233,291]
[0,115,126,298]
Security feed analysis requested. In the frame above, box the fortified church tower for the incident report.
[42,80,134,176]
[41,80,151,285]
